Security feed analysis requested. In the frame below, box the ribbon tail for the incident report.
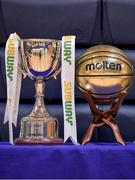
[62,36,79,145]
[4,103,14,144]
[4,102,9,124]
[4,33,21,144]
[12,71,22,127]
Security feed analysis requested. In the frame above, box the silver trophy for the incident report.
[14,39,63,145]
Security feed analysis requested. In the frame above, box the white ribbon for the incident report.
[4,33,22,144]
[62,36,78,144]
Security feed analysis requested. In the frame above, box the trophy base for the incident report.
[14,137,64,145]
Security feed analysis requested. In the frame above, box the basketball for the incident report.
[75,45,134,103]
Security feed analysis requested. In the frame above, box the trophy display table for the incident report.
[0,142,135,179]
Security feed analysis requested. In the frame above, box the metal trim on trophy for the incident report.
[14,38,63,145]
[75,45,134,145]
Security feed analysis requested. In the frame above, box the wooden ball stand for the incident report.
[81,91,126,145]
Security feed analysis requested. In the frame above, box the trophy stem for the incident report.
[29,77,49,118]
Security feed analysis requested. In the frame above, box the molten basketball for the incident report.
[75,45,134,103]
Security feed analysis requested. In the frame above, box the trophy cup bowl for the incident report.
[14,39,63,145]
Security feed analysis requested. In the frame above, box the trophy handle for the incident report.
[18,66,27,78]
[53,67,61,79]
[17,40,28,78]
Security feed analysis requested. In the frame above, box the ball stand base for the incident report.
[81,92,126,145]
[14,137,64,145]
